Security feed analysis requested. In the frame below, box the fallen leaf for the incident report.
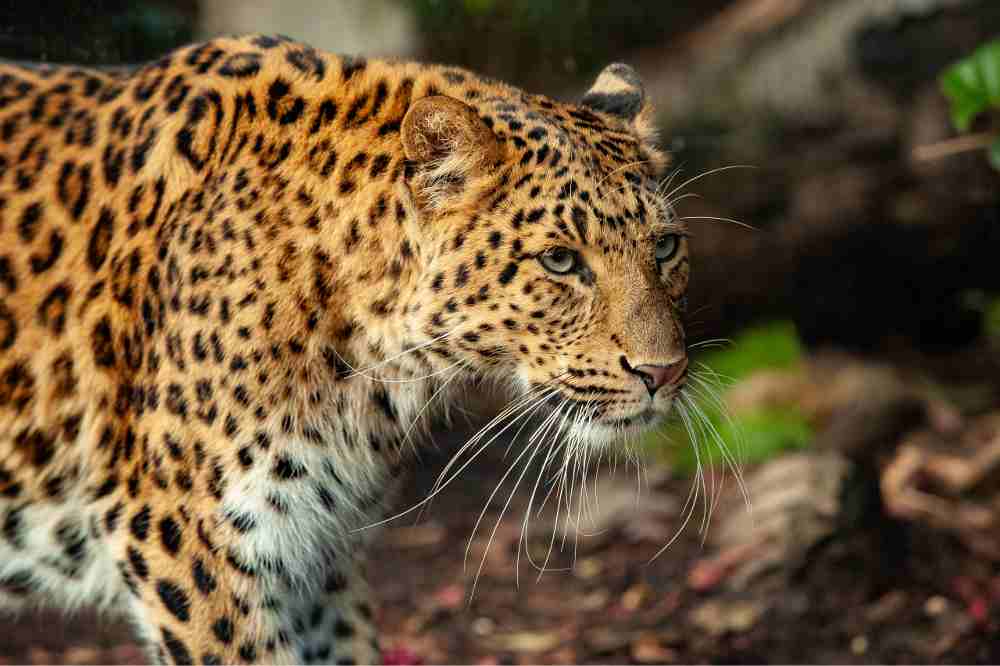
[621,583,650,611]
[691,598,765,636]
[574,557,603,579]
[382,646,424,665]
[486,630,561,653]
[585,627,633,653]
[62,646,101,665]
[385,523,446,548]
[865,590,908,623]
[631,634,677,664]
[431,584,464,610]
[687,542,760,591]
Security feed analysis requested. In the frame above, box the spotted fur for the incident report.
[0,35,689,664]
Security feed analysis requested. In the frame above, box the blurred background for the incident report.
[2,0,999,663]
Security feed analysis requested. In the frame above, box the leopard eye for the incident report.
[540,247,577,274]
[654,234,679,262]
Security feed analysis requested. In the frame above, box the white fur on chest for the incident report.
[216,373,455,589]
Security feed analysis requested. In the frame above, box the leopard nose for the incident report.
[622,357,688,397]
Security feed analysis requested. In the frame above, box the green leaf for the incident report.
[940,39,1000,132]
[651,408,813,475]
[989,138,1000,172]
[985,295,1000,339]
[643,320,810,476]
[463,0,495,15]
[697,320,802,383]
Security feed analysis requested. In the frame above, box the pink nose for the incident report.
[632,359,688,396]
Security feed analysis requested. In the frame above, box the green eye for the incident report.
[540,247,577,274]
[654,234,679,262]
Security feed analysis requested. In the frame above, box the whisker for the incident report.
[431,374,569,491]
[344,330,453,378]
[364,359,466,384]
[353,385,561,532]
[466,401,565,597]
[662,164,757,201]
[679,215,758,232]
[687,366,746,475]
[684,381,750,510]
[430,377,566,494]
[520,434,571,579]
[515,400,572,584]
[688,338,733,351]
[657,165,685,198]
[400,361,468,449]
[595,159,652,191]
[648,405,703,562]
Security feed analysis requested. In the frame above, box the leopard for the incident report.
[0,33,690,665]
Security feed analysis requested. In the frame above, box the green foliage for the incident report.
[939,39,1000,170]
[990,138,1000,171]
[0,0,194,65]
[697,320,804,383]
[462,0,495,14]
[940,39,1000,132]
[984,296,1000,339]
[109,3,193,62]
[960,290,1000,340]
[663,408,813,475]
[402,1,710,89]
[646,321,813,475]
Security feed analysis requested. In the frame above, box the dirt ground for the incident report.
[1,3,998,665]
[2,430,998,665]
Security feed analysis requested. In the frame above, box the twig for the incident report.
[912,131,997,162]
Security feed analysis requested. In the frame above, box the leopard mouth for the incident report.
[600,408,661,429]
[566,405,672,445]
[531,385,675,443]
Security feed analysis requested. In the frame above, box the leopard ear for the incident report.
[402,95,501,169]
[580,63,648,122]
[401,95,503,209]
[581,63,667,173]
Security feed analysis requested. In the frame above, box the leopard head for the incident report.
[399,64,688,447]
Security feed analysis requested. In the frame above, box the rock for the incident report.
[711,452,851,590]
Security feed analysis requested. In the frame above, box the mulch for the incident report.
[4,432,998,665]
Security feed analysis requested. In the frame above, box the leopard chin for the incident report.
[545,399,674,449]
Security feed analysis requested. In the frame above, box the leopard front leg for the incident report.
[115,500,384,665]
[291,562,380,665]
[288,476,400,665]
[117,512,305,665]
